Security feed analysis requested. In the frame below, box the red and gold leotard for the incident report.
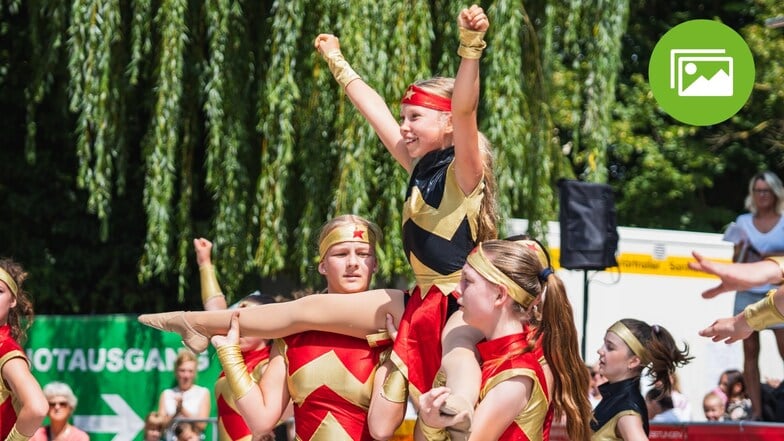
[215,346,271,441]
[278,331,383,441]
[477,333,552,441]
[392,147,484,399]
[0,324,27,440]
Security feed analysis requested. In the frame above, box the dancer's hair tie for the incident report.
[538,267,553,283]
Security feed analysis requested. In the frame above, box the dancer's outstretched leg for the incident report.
[438,311,482,438]
[139,288,405,352]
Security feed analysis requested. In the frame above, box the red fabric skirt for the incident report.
[390,285,455,398]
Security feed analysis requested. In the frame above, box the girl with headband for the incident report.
[0,259,48,441]
[592,319,691,440]
[417,238,593,441]
[140,5,496,438]
[210,215,394,441]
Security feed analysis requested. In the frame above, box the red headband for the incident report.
[400,84,452,112]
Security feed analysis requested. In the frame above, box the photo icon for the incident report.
[649,20,755,126]
[670,49,733,97]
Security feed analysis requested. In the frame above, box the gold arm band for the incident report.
[457,27,486,59]
[0,268,18,298]
[4,426,31,441]
[765,256,784,284]
[366,329,392,348]
[744,289,784,331]
[417,419,450,441]
[199,264,224,304]
[216,344,255,399]
[323,49,361,89]
[381,364,409,403]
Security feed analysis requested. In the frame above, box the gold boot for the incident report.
[138,311,210,353]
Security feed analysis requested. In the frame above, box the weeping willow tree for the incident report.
[14,0,629,304]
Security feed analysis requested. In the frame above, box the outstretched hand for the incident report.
[458,4,489,32]
[194,238,213,267]
[699,314,753,344]
[211,311,241,349]
[314,33,341,57]
[688,251,782,298]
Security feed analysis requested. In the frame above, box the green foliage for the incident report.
[2,0,783,313]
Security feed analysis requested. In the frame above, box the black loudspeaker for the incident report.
[558,179,619,270]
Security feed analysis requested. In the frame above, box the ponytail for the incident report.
[619,319,693,395]
[538,274,592,441]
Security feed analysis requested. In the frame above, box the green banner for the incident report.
[26,315,221,441]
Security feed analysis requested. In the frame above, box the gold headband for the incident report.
[515,240,549,268]
[318,224,372,261]
[609,321,650,365]
[0,268,18,297]
[466,243,536,308]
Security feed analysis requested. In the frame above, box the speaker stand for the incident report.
[581,269,589,360]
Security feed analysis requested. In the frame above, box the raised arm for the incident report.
[194,238,229,310]
[452,5,488,196]
[314,34,411,172]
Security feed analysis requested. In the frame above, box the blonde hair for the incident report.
[414,77,498,242]
[745,171,784,214]
[175,349,197,370]
[480,239,591,441]
[317,214,381,253]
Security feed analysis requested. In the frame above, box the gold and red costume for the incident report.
[215,346,271,441]
[0,325,28,440]
[477,333,552,441]
[392,147,484,399]
[277,330,384,441]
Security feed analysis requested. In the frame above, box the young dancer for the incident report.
[194,238,283,441]
[139,5,496,438]
[592,319,692,440]
[417,238,593,441]
[210,215,391,440]
[0,259,48,441]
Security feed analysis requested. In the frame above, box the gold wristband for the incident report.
[765,256,784,284]
[216,344,255,399]
[4,426,31,441]
[457,27,486,59]
[745,289,784,331]
[323,49,360,89]
[381,364,409,403]
[417,418,450,441]
[199,264,224,304]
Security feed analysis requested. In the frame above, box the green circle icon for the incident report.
[649,19,755,126]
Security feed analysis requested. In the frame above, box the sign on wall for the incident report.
[26,315,221,441]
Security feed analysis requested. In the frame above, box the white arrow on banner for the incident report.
[73,394,144,441]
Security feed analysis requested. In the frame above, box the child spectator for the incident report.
[703,391,725,422]
[725,369,753,420]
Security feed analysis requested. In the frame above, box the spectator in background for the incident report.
[645,389,679,423]
[726,171,784,420]
[587,364,604,409]
[725,369,753,421]
[669,372,692,421]
[172,422,200,441]
[703,392,725,422]
[157,350,211,433]
[30,382,89,441]
[143,412,167,441]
